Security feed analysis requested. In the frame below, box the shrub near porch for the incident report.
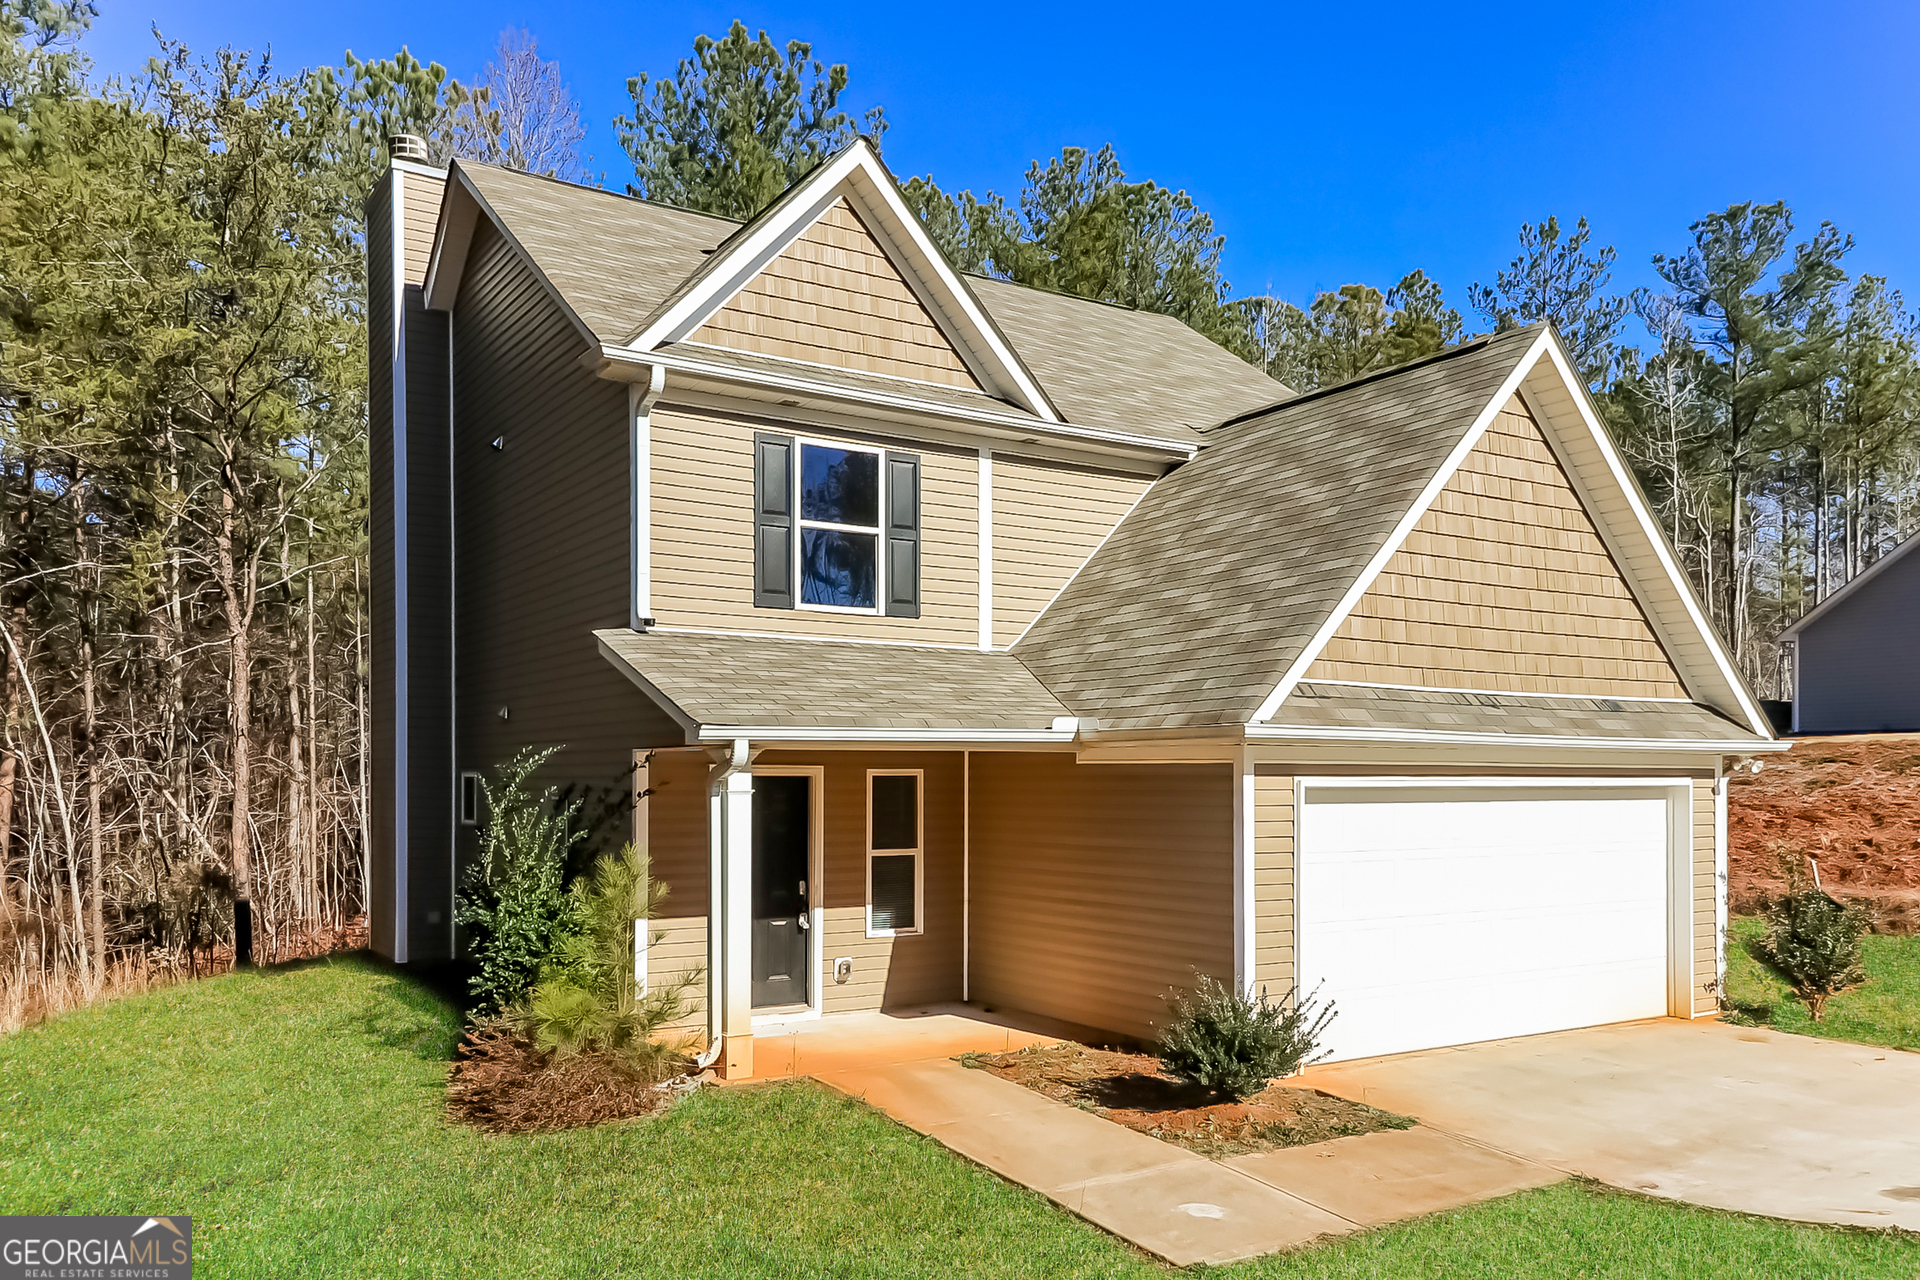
[5,957,1919,1279]
[1724,916,1920,1051]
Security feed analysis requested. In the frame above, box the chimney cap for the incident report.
[389,133,430,163]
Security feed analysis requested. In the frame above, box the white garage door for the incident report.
[1297,785,1673,1063]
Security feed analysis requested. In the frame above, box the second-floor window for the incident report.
[799,442,880,609]
[754,432,920,618]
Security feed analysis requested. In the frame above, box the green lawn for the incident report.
[1724,916,1920,1052]
[2,957,1914,1279]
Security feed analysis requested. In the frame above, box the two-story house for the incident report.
[368,137,1781,1078]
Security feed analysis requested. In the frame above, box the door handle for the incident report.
[797,914,811,930]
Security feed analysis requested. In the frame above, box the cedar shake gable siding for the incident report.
[1016,331,1540,730]
[1303,396,1687,698]
[690,198,984,390]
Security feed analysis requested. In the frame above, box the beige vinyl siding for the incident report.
[1307,397,1687,699]
[400,168,446,285]
[450,216,686,922]
[1253,773,1294,995]
[969,753,1232,1042]
[755,751,963,1014]
[649,406,980,644]
[644,749,712,1031]
[992,456,1154,647]
[691,199,982,390]
[1693,775,1718,1016]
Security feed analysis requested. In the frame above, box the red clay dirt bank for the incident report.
[1729,733,1920,932]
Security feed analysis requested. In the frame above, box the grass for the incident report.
[0,956,1913,1278]
[1724,916,1920,1052]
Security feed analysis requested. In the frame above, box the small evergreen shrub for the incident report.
[1752,857,1868,1020]
[516,842,701,1079]
[454,747,585,1016]
[1158,974,1335,1101]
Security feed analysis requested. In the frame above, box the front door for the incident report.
[751,775,811,1008]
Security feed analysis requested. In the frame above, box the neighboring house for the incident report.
[1777,528,1920,733]
[367,137,1782,1076]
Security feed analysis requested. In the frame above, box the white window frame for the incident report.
[457,771,482,827]
[865,768,924,938]
[794,435,886,616]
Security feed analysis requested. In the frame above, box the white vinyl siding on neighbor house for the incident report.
[1295,782,1679,1062]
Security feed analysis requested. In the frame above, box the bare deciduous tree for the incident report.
[443,30,587,181]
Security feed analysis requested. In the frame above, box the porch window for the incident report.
[867,770,922,936]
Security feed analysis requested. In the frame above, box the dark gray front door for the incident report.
[751,775,811,1008]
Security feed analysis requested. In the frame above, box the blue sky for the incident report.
[87,1,1918,337]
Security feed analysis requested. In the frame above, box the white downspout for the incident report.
[630,365,665,631]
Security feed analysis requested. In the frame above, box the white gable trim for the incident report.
[623,142,1060,422]
[1776,525,1920,638]
[1249,330,1551,722]
[421,165,602,352]
[1526,335,1772,737]
[1249,329,1773,738]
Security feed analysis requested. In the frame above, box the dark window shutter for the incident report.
[754,434,795,609]
[885,452,920,618]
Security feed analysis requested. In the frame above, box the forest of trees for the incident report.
[1,7,1914,1018]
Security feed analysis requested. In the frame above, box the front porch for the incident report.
[728,1002,1113,1084]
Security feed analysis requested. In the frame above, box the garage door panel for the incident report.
[1300,788,1673,1062]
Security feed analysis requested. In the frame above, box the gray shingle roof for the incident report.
[1014,330,1541,731]
[458,163,734,346]
[595,628,1069,732]
[963,278,1289,440]
[449,163,1285,447]
[1272,682,1761,742]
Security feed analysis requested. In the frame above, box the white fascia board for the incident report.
[422,164,600,349]
[597,344,1195,460]
[1530,336,1774,739]
[1245,722,1791,753]
[422,176,479,311]
[596,635,702,742]
[1777,525,1920,638]
[695,725,1078,744]
[623,142,1060,422]
[1248,330,1553,723]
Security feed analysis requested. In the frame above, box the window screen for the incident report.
[870,854,917,932]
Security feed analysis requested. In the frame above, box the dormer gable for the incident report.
[687,197,984,391]
[624,139,1059,420]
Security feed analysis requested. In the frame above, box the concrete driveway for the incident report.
[1300,1017,1920,1232]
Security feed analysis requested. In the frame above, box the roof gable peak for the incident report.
[623,140,1060,421]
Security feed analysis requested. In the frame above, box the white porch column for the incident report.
[709,739,755,1078]
[1232,746,1256,998]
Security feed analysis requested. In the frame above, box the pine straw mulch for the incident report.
[446,1026,703,1134]
[962,1041,1413,1159]
[1729,735,1920,932]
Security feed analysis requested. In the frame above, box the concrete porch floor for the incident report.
[733,1002,1111,1083]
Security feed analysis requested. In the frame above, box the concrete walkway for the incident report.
[1301,1017,1920,1233]
[818,1057,1558,1266]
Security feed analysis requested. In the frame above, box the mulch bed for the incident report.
[963,1041,1413,1159]
[1730,735,1920,932]
[447,1026,698,1133]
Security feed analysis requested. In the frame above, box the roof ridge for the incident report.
[454,158,746,227]
[1203,324,1544,434]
